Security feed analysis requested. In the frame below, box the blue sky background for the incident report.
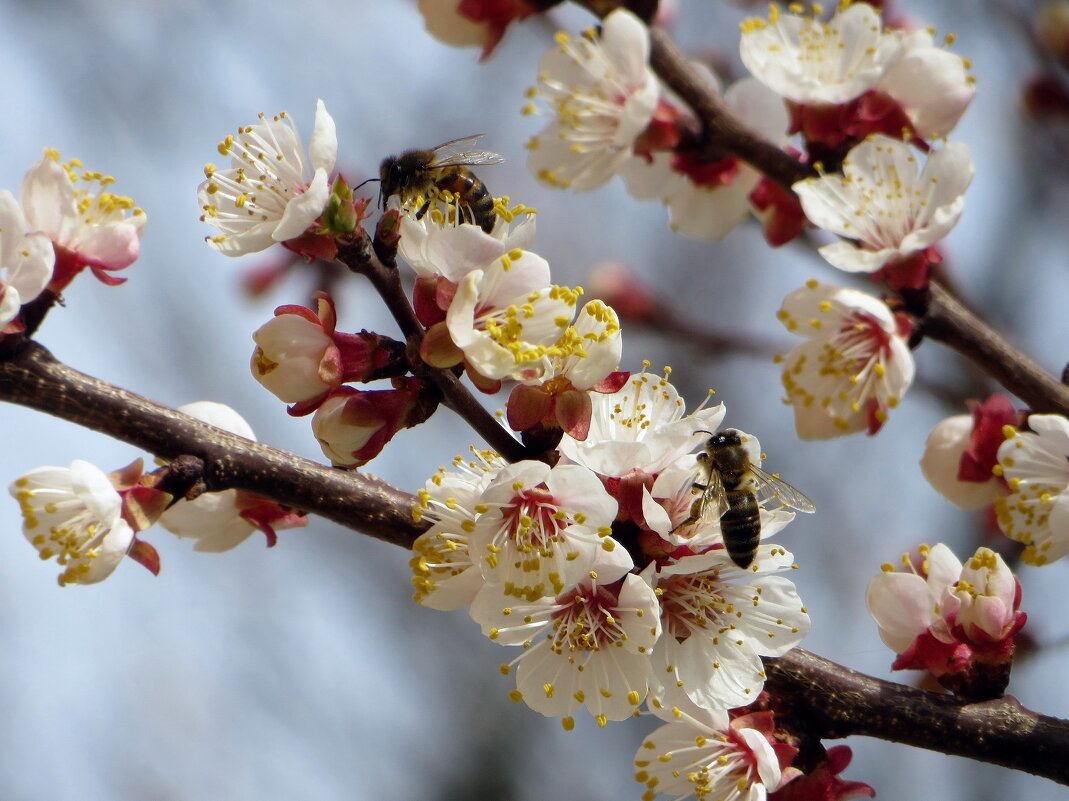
[1,1,1067,799]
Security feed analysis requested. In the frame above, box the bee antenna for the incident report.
[694,429,716,436]
[352,177,381,192]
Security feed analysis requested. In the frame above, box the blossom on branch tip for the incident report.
[21,150,144,291]
[159,402,306,551]
[198,99,337,257]
[636,707,797,801]
[0,190,54,330]
[920,395,1019,510]
[792,136,972,287]
[995,414,1069,565]
[777,280,914,439]
[525,9,660,191]
[9,459,166,586]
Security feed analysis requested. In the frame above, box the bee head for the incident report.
[710,429,742,449]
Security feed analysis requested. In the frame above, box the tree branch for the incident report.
[767,648,1069,785]
[0,340,427,549]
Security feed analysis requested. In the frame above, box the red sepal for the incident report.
[128,537,161,577]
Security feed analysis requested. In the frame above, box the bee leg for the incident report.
[414,199,431,221]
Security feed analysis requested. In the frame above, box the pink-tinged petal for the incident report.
[69,222,141,269]
[308,99,338,174]
[273,168,330,242]
[866,572,933,652]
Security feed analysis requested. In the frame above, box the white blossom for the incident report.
[198,99,337,256]
[778,280,914,439]
[793,135,973,275]
[9,460,134,586]
[525,9,660,190]
[739,2,900,106]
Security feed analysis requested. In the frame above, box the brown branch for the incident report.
[2,338,1067,783]
[0,340,428,549]
[921,283,1069,415]
[767,649,1069,785]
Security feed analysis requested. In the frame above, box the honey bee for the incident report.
[672,429,815,568]
[379,135,505,234]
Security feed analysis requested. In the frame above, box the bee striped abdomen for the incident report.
[720,489,761,568]
[435,167,495,233]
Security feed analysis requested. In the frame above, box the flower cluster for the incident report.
[0,150,145,333]
[8,402,305,586]
[412,370,812,734]
[522,4,975,255]
[867,542,1026,697]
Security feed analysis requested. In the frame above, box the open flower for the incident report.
[636,707,797,801]
[649,544,809,712]
[10,460,137,586]
[0,190,54,329]
[159,402,306,551]
[467,460,619,601]
[792,136,973,281]
[995,414,1069,565]
[740,3,899,106]
[410,450,506,611]
[559,368,726,478]
[198,99,337,257]
[876,28,975,141]
[777,280,914,439]
[21,150,144,291]
[525,9,660,190]
[472,559,661,726]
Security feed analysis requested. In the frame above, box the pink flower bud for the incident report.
[311,379,438,467]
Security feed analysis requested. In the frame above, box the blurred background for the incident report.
[1,0,1067,798]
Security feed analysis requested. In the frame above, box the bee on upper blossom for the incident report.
[379,135,504,234]
[673,428,815,568]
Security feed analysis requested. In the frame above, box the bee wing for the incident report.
[748,465,816,514]
[429,135,506,168]
[698,467,731,524]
